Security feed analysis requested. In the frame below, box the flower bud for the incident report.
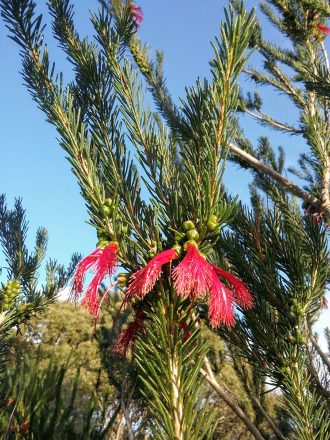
[186,229,199,241]
[183,220,195,231]
[104,198,113,208]
[97,240,109,249]
[103,206,111,217]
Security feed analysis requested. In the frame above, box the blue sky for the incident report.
[0,0,301,266]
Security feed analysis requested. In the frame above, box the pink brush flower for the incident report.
[129,3,143,29]
[127,248,178,298]
[173,243,213,299]
[316,23,330,36]
[208,272,235,328]
[70,248,100,296]
[70,243,118,316]
[173,243,252,328]
[113,311,145,356]
[212,265,253,309]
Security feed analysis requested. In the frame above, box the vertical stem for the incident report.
[170,350,184,440]
[163,287,184,440]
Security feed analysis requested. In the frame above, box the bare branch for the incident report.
[244,109,303,134]
[201,356,266,440]
[228,143,330,218]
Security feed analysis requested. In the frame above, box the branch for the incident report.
[244,109,303,134]
[309,332,330,374]
[249,395,286,440]
[201,356,266,440]
[228,143,330,218]
[120,380,134,440]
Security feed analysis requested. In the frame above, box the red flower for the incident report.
[129,3,143,29]
[212,265,253,309]
[209,272,235,328]
[127,242,252,329]
[70,243,118,316]
[316,23,330,36]
[173,243,213,299]
[113,311,145,356]
[173,243,252,328]
[127,248,178,298]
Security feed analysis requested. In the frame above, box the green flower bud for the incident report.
[103,206,111,217]
[98,240,109,249]
[207,220,218,232]
[209,214,218,223]
[148,250,156,258]
[121,225,128,234]
[104,198,113,208]
[186,229,199,241]
[182,220,195,231]
[97,230,108,240]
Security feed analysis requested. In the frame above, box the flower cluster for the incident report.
[127,242,253,328]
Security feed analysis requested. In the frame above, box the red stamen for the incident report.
[212,265,253,309]
[208,272,235,328]
[316,23,330,36]
[173,243,213,299]
[129,3,143,29]
[127,248,178,298]
[113,312,145,356]
[70,243,118,317]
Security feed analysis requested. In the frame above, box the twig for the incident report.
[309,332,330,374]
[250,395,286,440]
[120,380,134,440]
[228,143,330,218]
[4,394,19,440]
[244,109,302,134]
[201,356,266,440]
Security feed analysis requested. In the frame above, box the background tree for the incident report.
[0,194,80,377]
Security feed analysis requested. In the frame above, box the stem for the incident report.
[250,395,285,440]
[244,109,302,134]
[164,289,184,440]
[170,350,184,440]
[120,382,134,440]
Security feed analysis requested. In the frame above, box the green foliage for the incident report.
[0,195,79,378]
[134,290,215,440]
[216,194,330,438]
[0,352,110,439]
[9,302,112,399]
[2,0,329,439]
